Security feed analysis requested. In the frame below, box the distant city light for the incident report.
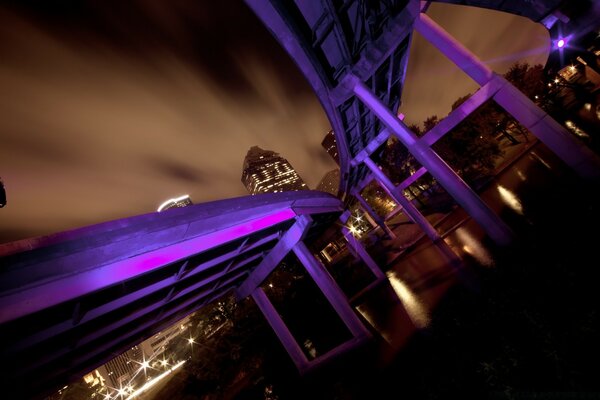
[157,194,191,212]
[125,360,186,400]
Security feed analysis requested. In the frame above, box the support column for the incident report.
[251,287,309,371]
[351,189,396,239]
[292,241,370,339]
[354,81,513,246]
[364,156,441,242]
[415,12,600,180]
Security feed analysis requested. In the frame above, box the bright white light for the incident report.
[554,78,559,83]
[557,38,565,48]
[125,360,186,400]
[455,227,494,267]
[497,185,523,215]
[187,337,195,345]
[157,195,190,212]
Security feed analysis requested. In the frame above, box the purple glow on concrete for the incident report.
[0,208,297,323]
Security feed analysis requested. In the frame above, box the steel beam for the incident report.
[354,80,514,246]
[236,215,312,299]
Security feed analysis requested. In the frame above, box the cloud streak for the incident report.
[0,2,549,242]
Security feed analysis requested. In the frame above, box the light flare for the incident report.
[497,185,524,215]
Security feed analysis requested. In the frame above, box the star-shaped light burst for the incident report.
[132,354,153,376]
[160,355,169,368]
[116,384,128,399]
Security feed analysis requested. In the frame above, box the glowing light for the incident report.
[564,120,590,139]
[157,195,190,212]
[387,271,430,328]
[455,227,494,267]
[125,360,186,399]
[529,151,553,169]
[554,78,559,84]
[141,360,149,371]
[569,65,576,72]
[187,337,195,345]
[497,185,523,215]
[557,38,565,48]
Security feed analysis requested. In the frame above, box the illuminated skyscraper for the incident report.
[241,146,308,195]
[317,169,340,195]
[321,130,339,165]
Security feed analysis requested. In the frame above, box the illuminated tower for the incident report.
[317,169,340,195]
[241,146,308,195]
[321,130,339,165]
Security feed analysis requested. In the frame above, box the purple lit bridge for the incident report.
[2,0,600,398]
[0,192,372,398]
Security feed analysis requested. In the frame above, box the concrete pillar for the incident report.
[415,12,600,180]
[354,81,514,246]
[364,156,441,242]
[292,241,369,339]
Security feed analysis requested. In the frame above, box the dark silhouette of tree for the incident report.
[380,62,562,194]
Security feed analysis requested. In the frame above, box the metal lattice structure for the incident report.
[1,0,600,398]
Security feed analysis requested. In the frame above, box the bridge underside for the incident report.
[1,0,600,398]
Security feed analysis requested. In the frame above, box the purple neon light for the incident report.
[0,208,297,323]
[557,39,565,48]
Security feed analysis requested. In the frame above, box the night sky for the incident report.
[0,1,549,243]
